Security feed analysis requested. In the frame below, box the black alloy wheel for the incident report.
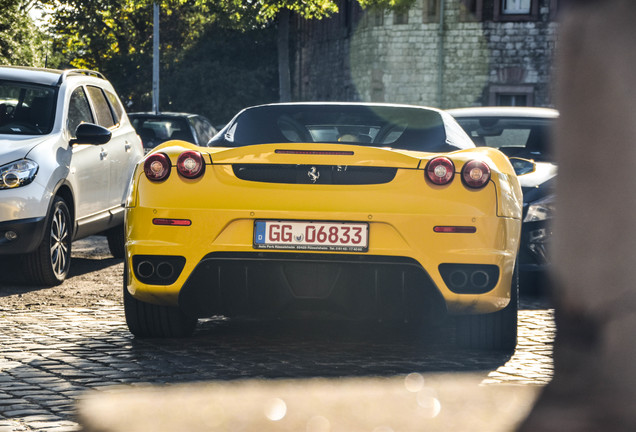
[123,264,197,338]
[455,262,519,351]
[106,224,125,259]
[24,196,72,286]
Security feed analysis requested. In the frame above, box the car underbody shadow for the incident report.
[126,315,515,381]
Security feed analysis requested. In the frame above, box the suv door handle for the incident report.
[100,149,108,160]
[125,141,132,152]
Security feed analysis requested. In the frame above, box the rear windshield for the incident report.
[0,81,57,135]
[210,104,472,152]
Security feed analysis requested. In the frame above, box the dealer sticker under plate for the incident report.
[254,220,369,252]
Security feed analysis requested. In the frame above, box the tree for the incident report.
[161,25,278,124]
[39,0,277,120]
[41,0,207,108]
[211,0,416,102]
[0,0,48,66]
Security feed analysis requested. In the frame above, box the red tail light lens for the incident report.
[425,157,455,185]
[462,160,491,188]
[144,153,171,182]
[177,151,205,179]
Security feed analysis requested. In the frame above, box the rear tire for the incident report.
[106,224,125,259]
[23,196,72,286]
[123,265,197,338]
[455,263,518,351]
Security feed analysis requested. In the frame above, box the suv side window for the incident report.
[104,90,124,125]
[86,85,116,129]
[67,87,94,137]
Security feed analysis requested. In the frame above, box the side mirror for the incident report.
[509,157,536,176]
[70,123,112,145]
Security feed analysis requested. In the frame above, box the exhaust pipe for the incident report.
[156,262,175,280]
[449,270,468,289]
[136,261,155,279]
[470,270,490,290]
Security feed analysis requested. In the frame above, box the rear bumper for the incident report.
[126,208,519,316]
[176,252,447,321]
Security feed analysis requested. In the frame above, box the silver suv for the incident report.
[0,66,143,286]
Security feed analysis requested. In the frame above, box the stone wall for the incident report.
[293,0,558,108]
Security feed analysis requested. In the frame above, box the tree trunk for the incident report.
[519,1,636,430]
[277,8,291,102]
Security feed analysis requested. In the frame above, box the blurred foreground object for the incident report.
[78,375,539,432]
[519,0,636,430]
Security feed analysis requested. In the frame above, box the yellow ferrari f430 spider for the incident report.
[124,103,523,350]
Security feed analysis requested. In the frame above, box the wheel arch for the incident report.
[52,180,76,238]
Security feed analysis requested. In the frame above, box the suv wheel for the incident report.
[106,225,125,258]
[24,196,72,286]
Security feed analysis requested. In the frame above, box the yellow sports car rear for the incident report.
[124,103,522,350]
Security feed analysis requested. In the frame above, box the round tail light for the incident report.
[425,157,455,185]
[176,151,205,179]
[144,153,171,182]
[462,160,491,188]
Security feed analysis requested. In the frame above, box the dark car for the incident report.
[128,112,217,152]
[447,106,558,295]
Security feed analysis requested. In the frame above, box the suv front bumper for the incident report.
[0,217,47,254]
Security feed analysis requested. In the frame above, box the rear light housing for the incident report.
[144,153,171,182]
[425,157,455,185]
[461,160,491,188]
[177,151,205,179]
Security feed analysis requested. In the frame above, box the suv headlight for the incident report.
[0,159,39,189]
[524,194,555,222]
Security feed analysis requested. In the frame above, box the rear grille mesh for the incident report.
[232,164,397,185]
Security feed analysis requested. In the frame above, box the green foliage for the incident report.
[356,0,416,12]
[254,0,339,21]
[0,0,48,66]
[206,0,417,23]
[205,0,416,23]
[41,0,270,117]
[34,0,416,119]
[161,26,278,124]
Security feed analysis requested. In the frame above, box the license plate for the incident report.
[254,220,369,252]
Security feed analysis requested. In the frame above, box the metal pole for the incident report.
[437,0,445,108]
[152,2,160,114]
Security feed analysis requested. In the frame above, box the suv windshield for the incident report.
[0,81,57,135]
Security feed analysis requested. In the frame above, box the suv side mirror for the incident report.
[509,157,536,176]
[70,123,112,145]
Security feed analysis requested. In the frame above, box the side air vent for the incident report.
[232,164,397,185]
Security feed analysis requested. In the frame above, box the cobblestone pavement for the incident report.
[0,297,554,432]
